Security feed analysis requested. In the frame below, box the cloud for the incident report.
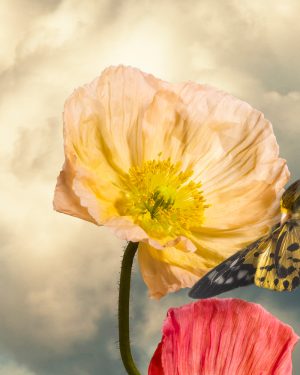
[0,364,36,375]
[0,0,299,374]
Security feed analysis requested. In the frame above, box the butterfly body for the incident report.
[189,180,300,299]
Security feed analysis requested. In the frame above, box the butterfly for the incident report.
[189,179,300,299]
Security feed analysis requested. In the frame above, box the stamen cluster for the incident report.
[119,159,207,239]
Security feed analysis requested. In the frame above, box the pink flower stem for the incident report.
[118,241,141,375]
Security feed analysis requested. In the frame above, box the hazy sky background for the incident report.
[0,1,300,374]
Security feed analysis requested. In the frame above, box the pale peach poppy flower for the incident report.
[54,65,289,298]
[148,299,298,375]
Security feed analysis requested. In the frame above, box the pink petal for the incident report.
[149,299,298,375]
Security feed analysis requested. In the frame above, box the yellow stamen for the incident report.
[118,159,208,239]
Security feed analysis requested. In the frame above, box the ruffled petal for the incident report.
[141,90,188,162]
[149,299,298,375]
[190,181,284,262]
[54,66,165,223]
[172,82,289,251]
[53,160,96,223]
[105,216,197,251]
[138,243,209,298]
[64,65,163,170]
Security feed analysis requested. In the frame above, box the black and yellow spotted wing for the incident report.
[189,179,300,299]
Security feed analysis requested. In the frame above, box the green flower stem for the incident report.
[118,241,141,375]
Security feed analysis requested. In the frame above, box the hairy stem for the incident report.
[118,241,141,375]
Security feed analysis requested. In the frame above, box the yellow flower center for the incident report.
[118,159,207,239]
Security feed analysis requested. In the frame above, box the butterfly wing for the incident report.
[189,220,300,299]
[255,219,300,291]
[188,234,272,299]
[190,179,300,299]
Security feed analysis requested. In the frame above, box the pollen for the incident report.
[118,158,208,239]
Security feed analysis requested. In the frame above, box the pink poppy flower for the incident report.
[149,299,298,375]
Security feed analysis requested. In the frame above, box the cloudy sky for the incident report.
[1,0,300,374]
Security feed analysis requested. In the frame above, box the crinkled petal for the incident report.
[64,65,164,170]
[138,243,209,298]
[53,160,96,223]
[106,217,197,251]
[149,299,298,375]
[105,216,149,243]
[54,66,165,224]
[141,90,189,163]
[173,82,289,249]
